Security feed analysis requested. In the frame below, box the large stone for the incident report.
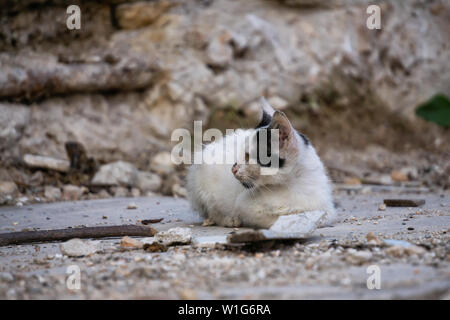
[345,249,373,265]
[386,245,426,258]
[0,180,18,204]
[149,152,175,175]
[136,171,162,193]
[44,185,62,201]
[267,96,289,110]
[91,161,138,187]
[155,227,192,246]
[60,239,98,257]
[228,211,326,243]
[120,236,144,249]
[192,235,228,248]
[172,184,187,198]
[112,186,128,198]
[269,211,326,235]
[23,154,70,173]
[62,185,87,201]
[0,53,158,101]
[0,181,18,196]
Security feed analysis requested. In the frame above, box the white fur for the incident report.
[186,103,335,229]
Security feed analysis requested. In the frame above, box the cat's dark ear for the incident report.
[256,97,275,128]
[269,111,295,150]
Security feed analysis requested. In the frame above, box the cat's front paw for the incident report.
[223,216,242,228]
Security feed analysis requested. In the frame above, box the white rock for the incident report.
[205,36,233,68]
[44,185,61,201]
[155,227,192,245]
[385,243,426,257]
[192,235,227,248]
[136,171,162,192]
[131,188,141,197]
[62,184,87,201]
[268,96,289,110]
[112,186,128,197]
[23,154,70,172]
[407,245,426,256]
[97,189,111,199]
[91,161,137,186]
[127,202,137,209]
[149,152,175,175]
[243,101,261,119]
[385,246,405,258]
[171,253,186,262]
[0,181,18,196]
[269,210,326,237]
[60,239,98,257]
[140,237,157,245]
[120,236,143,249]
[15,196,29,206]
[346,249,373,265]
[172,184,187,198]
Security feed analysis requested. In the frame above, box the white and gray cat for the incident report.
[187,97,335,229]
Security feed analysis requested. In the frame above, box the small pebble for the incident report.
[127,203,137,210]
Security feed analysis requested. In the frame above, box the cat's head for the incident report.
[231,97,309,189]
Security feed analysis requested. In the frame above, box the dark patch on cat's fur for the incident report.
[241,181,254,189]
[256,110,272,129]
[299,132,310,146]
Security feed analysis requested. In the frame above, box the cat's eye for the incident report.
[245,152,250,163]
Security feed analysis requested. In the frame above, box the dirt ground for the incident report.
[0,185,448,299]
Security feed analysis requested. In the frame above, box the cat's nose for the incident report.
[232,163,238,175]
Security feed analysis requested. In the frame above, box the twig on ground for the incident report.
[0,225,157,246]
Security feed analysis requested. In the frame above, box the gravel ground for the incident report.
[0,187,449,299]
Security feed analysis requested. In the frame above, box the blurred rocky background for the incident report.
[0,0,449,205]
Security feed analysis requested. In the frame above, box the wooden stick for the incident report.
[384,199,425,207]
[0,225,157,246]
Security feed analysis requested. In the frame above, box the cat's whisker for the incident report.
[247,186,257,199]
[260,184,273,194]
